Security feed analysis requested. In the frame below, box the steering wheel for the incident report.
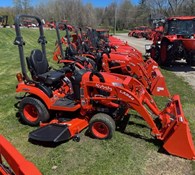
[89,71,105,83]
[62,61,76,72]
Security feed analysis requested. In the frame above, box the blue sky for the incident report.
[0,0,139,8]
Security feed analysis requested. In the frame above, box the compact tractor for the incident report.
[53,22,97,70]
[54,25,170,97]
[14,15,195,160]
[128,26,151,38]
[146,16,195,66]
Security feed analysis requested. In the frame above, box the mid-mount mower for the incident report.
[14,14,195,160]
[53,24,170,97]
[0,135,41,175]
[146,16,195,66]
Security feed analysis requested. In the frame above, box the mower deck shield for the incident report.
[29,118,89,143]
[29,124,71,142]
[160,95,195,159]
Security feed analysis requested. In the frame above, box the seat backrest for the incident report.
[28,49,49,76]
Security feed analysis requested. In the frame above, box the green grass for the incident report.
[0,28,195,175]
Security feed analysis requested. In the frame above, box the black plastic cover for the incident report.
[29,124,71,142]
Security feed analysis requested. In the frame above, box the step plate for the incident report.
[53,97,76,107]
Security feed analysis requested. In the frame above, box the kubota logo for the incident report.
[120,90,134,100]
[157,87,164,92]
[96,83,112,91]
[113,60,125,63]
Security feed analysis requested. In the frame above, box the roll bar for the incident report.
[14,14,47,81]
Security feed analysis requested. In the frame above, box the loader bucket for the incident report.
[160,95,195,159]
[163,120,195,160]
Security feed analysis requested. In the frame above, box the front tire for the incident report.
[19,97,50,126]
[89,113,116,139]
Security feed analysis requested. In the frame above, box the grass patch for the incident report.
[0,28,195,175]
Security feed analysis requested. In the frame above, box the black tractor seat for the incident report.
[37,70,64,85]
[27,49,64,85]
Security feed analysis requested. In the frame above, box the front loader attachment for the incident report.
[159,95,195,159]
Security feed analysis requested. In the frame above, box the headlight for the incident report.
[145,45,151,50]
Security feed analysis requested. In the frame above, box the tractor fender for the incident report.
[161,37,171,44]
[16,83,53,109]
[162,35,178,43]
[82,53,95,60]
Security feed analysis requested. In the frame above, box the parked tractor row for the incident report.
[12,14,195,166]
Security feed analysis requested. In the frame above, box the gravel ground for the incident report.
[114,33,195,91]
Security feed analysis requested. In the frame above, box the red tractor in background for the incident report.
[22,19,37,28]
[146,16,195,66]
[144,18,165,40]
[128,26,151,38]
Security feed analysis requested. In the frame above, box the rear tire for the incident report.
[19,97,50,126]
[159,41,169,66]
[186,53,195,66]
[89,113,116,139]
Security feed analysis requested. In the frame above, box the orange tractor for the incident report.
[13,15,195,160]
[146,16,195,66]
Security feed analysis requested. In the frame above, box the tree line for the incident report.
[0,0,194,30]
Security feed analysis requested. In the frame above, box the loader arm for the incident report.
[102,53,170,97]
[81,72,195,159]
[81,73,162,136]
[0,135,41,175]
